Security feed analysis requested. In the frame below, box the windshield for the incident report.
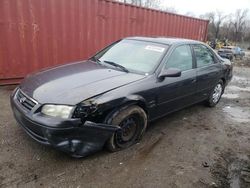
[93,39,168,74]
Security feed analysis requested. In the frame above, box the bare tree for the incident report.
[116,0,162,9]
[162,6,178,14]
[214,11,226,39]
[231,9,249,42]
[143,0,162,9]
[220,15,233,39]
[245,20,250,43]
[185,12,196,17]
[200,11,226,39]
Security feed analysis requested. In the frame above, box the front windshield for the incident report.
[94,39,168,74]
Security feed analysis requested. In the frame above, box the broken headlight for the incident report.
[73,104,97,119]
[72,98,99,122]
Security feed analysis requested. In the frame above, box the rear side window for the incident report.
[165,45,193,71]
[193,45,215,68]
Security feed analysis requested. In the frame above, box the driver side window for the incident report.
[165,45,193,71]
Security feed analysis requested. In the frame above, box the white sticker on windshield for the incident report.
[145,45,165,52]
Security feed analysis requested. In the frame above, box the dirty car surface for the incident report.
[10,37,233,157]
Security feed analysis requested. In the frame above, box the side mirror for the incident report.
[158,68,181,80]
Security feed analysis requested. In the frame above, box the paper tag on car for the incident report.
[145,45,165,52]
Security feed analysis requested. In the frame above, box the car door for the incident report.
[192,44,222,101]
[156,44,197,118]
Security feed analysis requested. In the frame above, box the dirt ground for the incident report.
[0,53,250,188]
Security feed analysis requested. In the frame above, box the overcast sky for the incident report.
[161,0,250,17]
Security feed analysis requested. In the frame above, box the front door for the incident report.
[156,45,197,118]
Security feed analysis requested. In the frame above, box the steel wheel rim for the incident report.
[116,115,139,147]
[212,83,223,103]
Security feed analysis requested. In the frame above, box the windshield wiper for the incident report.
[103,60,129,73]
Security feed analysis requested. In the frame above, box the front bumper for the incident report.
[10,90,119,157]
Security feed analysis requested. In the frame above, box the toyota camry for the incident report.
[10,37,233,157]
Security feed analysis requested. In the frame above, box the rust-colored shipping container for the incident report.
[0,0,208,85]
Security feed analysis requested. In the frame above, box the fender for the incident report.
[74,94,148,123]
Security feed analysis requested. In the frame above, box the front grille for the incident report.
[16,89,37,111]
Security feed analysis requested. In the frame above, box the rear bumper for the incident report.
[218,53,233,60]
[10,91,119,157]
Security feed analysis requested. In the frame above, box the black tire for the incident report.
[206,80,224,107]
[104,105,147,152]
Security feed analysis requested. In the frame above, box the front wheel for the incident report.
[206,80,224,107]
[104,105,147,152]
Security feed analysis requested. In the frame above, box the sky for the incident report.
[161,0,250,17]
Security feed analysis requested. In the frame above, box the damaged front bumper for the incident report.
[10,94,120,157]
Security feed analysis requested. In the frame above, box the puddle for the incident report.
[228,161,241,188]
[228,154,250,188]
[223,106,250,123]
[222,93,239,99]
[211,152,250,188]
[227,85,250,92]
[232,76,249,83]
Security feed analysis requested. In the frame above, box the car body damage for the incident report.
[11,89,121,157]
[74,93,148,121]
[10,60,150,157]
[10,37,233,157]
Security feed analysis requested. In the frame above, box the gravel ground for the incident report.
[0,55,250,188]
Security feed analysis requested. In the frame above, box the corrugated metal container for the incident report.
[0,0,208,85]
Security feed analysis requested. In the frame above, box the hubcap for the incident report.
[212,83,223,103]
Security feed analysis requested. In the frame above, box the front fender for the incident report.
[75,94,148,123]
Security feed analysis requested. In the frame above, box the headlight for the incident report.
[41,104,74,119]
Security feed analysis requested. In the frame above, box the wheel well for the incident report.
[136,101,148,115]
[117,100,148,115]
[221,78,226,85]
[98,100,148,123]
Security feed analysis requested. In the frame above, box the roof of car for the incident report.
[125,36,203,45]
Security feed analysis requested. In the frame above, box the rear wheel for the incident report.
[206,80,224,107]
[104,105,147,152]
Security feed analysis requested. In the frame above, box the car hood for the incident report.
[20,61,146,105]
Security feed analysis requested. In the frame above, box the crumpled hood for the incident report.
[20,61,145,105]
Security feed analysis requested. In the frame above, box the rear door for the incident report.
[192,44,222,101]
[156,44,197,117]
